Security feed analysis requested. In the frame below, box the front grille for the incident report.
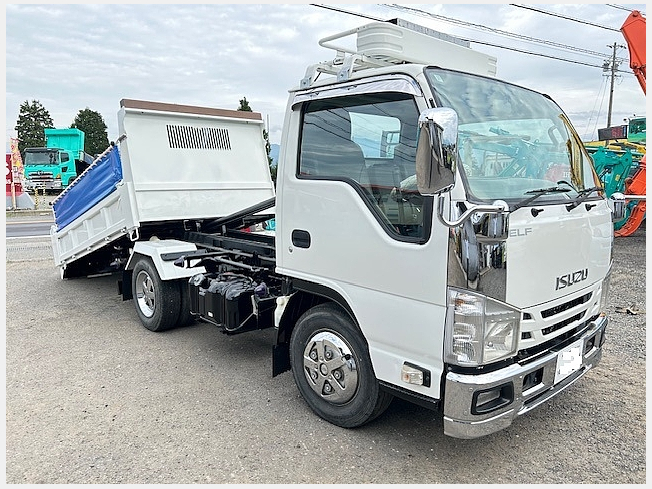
[29,173,54,181]
[541,293,591,318]
[542,312,584,335]
[516,314,599,364]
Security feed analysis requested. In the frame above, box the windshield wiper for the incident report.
[511,186,572,211]
[556,180,576,191]
[565,186,603,211]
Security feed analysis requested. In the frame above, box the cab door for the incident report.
[275,77,450,393]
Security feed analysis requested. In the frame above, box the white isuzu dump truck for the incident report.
[51,18,625,439]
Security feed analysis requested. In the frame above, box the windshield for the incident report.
[24,150,59,166]
[424,68,602,205]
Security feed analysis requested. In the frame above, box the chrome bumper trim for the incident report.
[443,315,607,439]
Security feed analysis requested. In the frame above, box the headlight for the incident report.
[445,288,520,367]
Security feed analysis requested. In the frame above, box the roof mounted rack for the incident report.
[301,18,497,88]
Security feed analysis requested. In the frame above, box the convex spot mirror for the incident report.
[609,192,626,221]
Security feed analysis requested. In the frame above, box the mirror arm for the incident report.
[437,196,508,228]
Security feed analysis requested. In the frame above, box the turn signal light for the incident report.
[401,362,431,387]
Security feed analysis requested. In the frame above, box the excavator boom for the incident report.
[620,10,646,94]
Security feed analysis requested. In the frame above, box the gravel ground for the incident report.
[4,221,646,484]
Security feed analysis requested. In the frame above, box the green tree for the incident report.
[14,100,54,158]
[237,97,276,184]
[238,97,252,112]
[71,108,110,156]
[263,127,277,182]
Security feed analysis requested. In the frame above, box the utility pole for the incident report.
[603,42,625,129]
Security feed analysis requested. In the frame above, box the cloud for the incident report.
[5,3,646,149]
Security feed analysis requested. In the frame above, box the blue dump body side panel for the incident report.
[53,146,123,231]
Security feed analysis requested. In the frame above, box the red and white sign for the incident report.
[6,152,23,195]
[6,139,35,209]
[7,138,25,195]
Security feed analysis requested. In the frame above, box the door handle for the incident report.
[291,229,311,248]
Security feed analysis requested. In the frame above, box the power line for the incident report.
[509,4,621,31]
[463,37,611,70]
[310,3,384,22]
[311,4,636,75]
[583,74,608,140]
[606,4,645,15]
[384,4,621,61]
[310,3,641,139]
[606,4,632,12]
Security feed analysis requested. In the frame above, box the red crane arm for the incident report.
[620,10,646,94]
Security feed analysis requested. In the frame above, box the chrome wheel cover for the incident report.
[135,270,155,318]
[302,331,358,404]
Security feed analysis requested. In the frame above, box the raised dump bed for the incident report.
[50,99,275,277]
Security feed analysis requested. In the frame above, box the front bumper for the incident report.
[443,314,607,439]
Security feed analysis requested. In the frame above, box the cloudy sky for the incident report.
[4,3,647,150]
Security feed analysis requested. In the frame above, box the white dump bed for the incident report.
[51,99,275,269]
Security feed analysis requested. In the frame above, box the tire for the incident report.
[289,303,393,428]
[131,256,181,332]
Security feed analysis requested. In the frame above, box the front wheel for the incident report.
[131,256,181,332]
[289,303,393,428]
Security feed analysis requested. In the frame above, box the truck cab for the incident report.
[24,147,76,192]
[271,19,615,438]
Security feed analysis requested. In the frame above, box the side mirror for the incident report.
[416,107,459,195]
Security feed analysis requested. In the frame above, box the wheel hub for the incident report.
[302,331,358,404]
[135,270,155,318]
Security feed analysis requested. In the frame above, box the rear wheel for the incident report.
[289,303,393,428]
[131,256,181,332]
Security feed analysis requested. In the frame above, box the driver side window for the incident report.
[298,93,425,240]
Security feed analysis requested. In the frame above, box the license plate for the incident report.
[554,339,584,384]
